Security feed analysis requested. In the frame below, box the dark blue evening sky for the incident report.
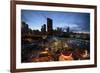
[21,10,90,33]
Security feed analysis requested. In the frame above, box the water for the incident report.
[66,38,90,49]
[47,36,90,49]
[22,36,90,51]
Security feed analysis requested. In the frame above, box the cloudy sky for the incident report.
[21,10,90,33]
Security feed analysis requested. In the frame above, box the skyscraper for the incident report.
[67,27,70,33]
[21,21,29,35]
[41,24,46,34]
[47,18,53,35]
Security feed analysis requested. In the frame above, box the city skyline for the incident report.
[21,9,90,33]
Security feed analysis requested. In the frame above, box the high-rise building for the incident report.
[67,27,70,33]
[41,24,46,34]
[47,18,53,35]
[21,21,29,35]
